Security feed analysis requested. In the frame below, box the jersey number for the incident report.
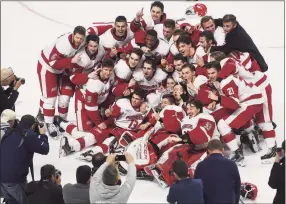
[128,120,138,129]
[227,87,234,96]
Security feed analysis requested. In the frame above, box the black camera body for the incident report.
[15,76,25,85]
[55,169,62,179]
[34,120,44,135]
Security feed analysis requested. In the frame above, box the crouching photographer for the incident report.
[25,164,65,204]
[90,152,136,203]
[0,67,25,114]
[0,115,49,204]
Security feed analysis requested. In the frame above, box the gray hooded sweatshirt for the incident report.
[89,162,136,203]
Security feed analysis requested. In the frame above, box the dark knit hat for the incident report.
[20,114,36,128]
[173,159,189,178]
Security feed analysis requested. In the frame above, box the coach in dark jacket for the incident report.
[167,159,204,204]
[0,68,22,114]
[211,14,268,72]
[0,115,49,204]
[194,139,241,204]
[268,140,285,204]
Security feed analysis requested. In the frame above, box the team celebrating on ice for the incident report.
[36,1,277,188]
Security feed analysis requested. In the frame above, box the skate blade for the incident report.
[261,157,275,164]
[151,170,168,188]
[236,160,246,167]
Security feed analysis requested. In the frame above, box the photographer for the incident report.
[63,165,91,204]
[25,164,65,204]
[0,109,16,140]
[0,68,24,114]
[0,114,49,204]
[90,153,136,203]
[268,140,285,204]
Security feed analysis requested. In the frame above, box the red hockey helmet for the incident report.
[240,182,258,200]
[185,3,207,17]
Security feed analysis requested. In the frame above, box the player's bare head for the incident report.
[173,29,187,43]
[172,159,189,179]
[100,59,114,80]
[205,61,221,82]
[86,35,100,55]
[150,1,164,21]
[176,35,192,57]
[166,76,176,91]
[91,152,106,173]
[163,19,176,39]
[207,139,224,153]
[115,16,127,37]
[129,48,144,68]
[181,64,196,82]
[102,165,119,186]
[73,26,86,48]
[210,51,226,62]
[161,94,176,108]
[199,31,215,49]
[145,30,158,49]
[173,54,188,71]
[201,16,215,33]
[143,58,156,79]
[131,89,146,108]
[173,82,188,101]
[222,14,237,34]
[186,99,203,117]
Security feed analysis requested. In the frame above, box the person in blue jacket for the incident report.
[167,159,204,204]
[0,114,49,204]
[194,139,241,204]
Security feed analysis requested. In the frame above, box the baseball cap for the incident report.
[1,68,14,84]
[1,109,16,123]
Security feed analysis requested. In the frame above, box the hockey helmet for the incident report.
[185,3,207,17]
[240,182,258,200]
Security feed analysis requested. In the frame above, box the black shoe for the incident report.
[36,108,44,123]
[230,148,245,167]
[261,145,277,163]
[137,170,154,181]
[59,136,74,157]
[117,162,128,176]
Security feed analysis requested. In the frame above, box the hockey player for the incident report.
[153,19,176,46]
[205,61,265,166]
[145,99,218,188]
[88,16,134,58]
[200,16,225,46]
[37,26,86,137]
[112,48,144,97]
[176,35,198,64]
[210,51,277,162]
[133,58,168,108]
[69,34,106,87]
[172,54,188,83]
[74,59,115,132]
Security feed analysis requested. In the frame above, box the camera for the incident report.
[115,155,126,161]
[15,76,25,85]
[34,119,44,134]
[55,169,62,179]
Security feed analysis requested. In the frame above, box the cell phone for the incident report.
[115,155,126,161]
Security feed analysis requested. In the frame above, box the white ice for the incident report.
[1,1,285,203]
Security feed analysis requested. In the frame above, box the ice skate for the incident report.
[151,168,169,188]
[117,162,128,176]
[53,115,68,133]
[36,108,44,123]
[59,136,74,158]
[241,131,259,153]
[137,170,154,181]
[230,148,245,167]
[77,150,95,162]
[46,123,60,139]
[261,145,277,164]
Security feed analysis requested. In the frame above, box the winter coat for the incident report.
[63,183,90,204]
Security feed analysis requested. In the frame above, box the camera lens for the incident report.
[21,78,25,85]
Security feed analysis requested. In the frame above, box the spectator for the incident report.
[210,14,268,72]
[0,114,49,204]
[167,159,204,204]
[268,140,285,204]
[0,68,23,114]
[194,139,241,204]
[89,153,136,203]
[0,109,16,140]
[91,152,107,176]
[25,164,64,204]
[63,165,91,204]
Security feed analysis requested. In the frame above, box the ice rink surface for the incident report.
[1,1,285,203]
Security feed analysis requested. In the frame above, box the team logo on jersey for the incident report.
[204,122,212,131]
[51,53,58,61]
[87,96,92,103]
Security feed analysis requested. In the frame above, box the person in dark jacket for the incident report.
[167,159,204,204]
[0,114,49,204]
[194,139,241,204]
[210,14,268,72]
[63,165,91,204]
[0,68,23,114]
[25,164,64,204]
[268,140,285,204]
